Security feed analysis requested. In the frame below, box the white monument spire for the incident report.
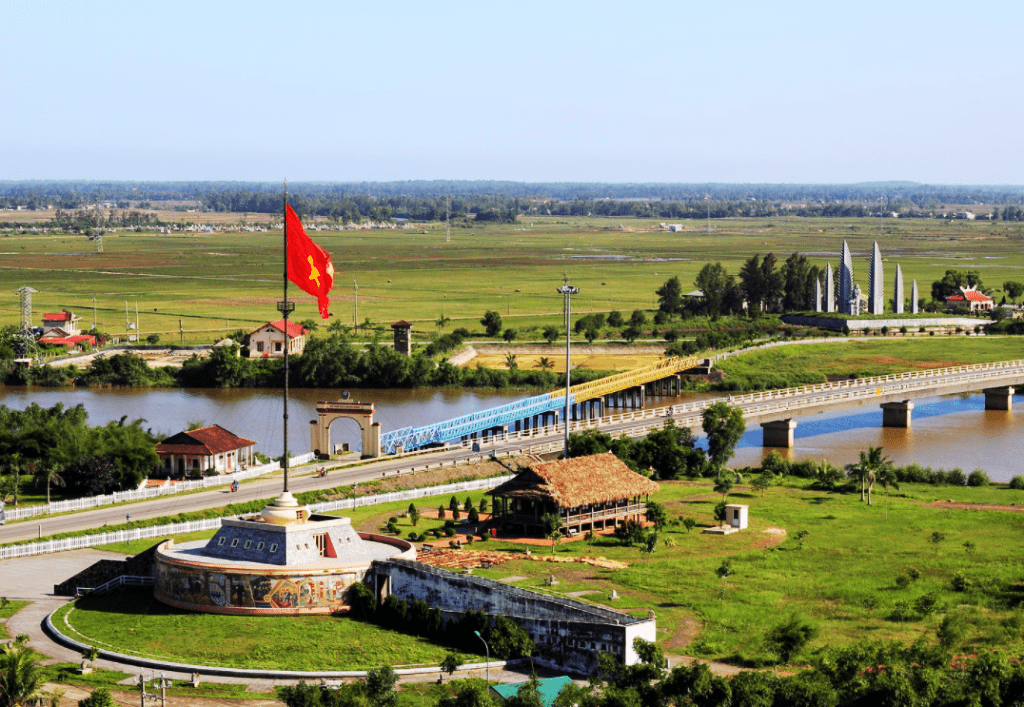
[868,241,884,314]
[840,241,854,314]
[893,263,904,314]
[824,263,835,313]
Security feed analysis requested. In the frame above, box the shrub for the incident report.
[900,326,908,334]
[468,507,479,523]
[967,469,990,487]
[944,468,967,486]
[444,527,455,537]
[951,571,972,592]
[1009,475,1024,490]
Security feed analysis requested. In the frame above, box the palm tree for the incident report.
[858,446,891,507]
[875,464,900,520]
[34,462,65,505]
[0,642,42,707]
[435,314,451,331]
[535,357,554,371]
[4,453,25,509]
[504,352,518,370]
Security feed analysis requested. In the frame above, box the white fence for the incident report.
[3,452,316,523]
[0,475,512,560]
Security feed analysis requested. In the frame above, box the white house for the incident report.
[155,424,257,478]
[248,319,307,358]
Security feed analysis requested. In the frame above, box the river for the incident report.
[0,386,1020,482]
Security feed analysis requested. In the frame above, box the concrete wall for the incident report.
[782,315,990,331]
[372,559,656,674]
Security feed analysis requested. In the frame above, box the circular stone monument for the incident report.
[154,492,415,615]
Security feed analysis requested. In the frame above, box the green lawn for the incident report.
[54,479,1024,669]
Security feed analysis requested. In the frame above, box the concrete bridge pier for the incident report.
[761,419,797,448]
[984,386,1015,411]
[881,400,914,428]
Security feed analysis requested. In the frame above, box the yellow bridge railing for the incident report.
[550,355,703,403]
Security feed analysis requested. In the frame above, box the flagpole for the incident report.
[279,181,294,494]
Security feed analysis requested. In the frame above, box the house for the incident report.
[155,424,257,478]
[37,333,96,352]
[42,309,81,336]
[945,285,993,312]
[247,319,307,358]
[489,453,660,537]
[490,677,575,707]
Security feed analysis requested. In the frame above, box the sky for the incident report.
[3,0,1023,184]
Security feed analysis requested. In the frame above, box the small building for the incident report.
[945,285,993,312]
[37,333,96,352]
[391,320,413,355]
[489,453,660,537]
[725,504,749,530]
[155,424,257,478]
[248,319,307,358]
[491,676,575,707]
[42,309,81,336]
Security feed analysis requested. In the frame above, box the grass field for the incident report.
[3,214,1023,345]
[58,479,1024,670]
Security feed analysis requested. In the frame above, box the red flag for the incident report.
[286,204,335,319]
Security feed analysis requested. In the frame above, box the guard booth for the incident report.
[725,504,748,530]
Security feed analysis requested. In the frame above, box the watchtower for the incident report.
[392,320,412,355]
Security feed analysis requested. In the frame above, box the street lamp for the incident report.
[556,282,579,457]
[473,630,490,685]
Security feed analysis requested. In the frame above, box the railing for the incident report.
[0,474,514,560]
[564,503,646,525]
[78,574,154,595]
[2,453,317,522]
[565,356,701,403]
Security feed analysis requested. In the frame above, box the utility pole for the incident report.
[125,301,129,342]
[353,279,358,332]
[556,278,579,458]
[92,296,96,329]
[135,301,140,342]
[179,319,183,346]
[445,196,451,243]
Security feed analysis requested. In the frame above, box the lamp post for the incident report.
[474,630,490,685]
[556,282,579,458]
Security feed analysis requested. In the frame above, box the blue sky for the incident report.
[4,0,1022,184]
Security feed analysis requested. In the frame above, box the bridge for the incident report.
[313,356,705,456]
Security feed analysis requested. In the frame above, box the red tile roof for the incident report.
[43,311,75,321]
[38,334,95,348]
[156,424,257,456]
[946,289,992,303]
[252,319,307,337]
[490,453,660,508]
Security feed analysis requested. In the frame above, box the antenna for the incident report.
[16,286,36,331]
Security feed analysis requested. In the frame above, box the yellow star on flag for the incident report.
[307,255,321,288]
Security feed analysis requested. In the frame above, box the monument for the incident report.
[839,241,854,315]
[893,264,905,314]
[868,241,884,314]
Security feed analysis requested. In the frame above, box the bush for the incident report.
[951,571,972,592]
[1009,475,1024,490]
[967,469,990,487]
[944,468,967,486]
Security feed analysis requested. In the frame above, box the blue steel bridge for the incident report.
[378,356,703,454]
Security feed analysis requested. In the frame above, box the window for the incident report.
[217,537,226,546]
[230,538,239,547]
[314,533,330,558]
[257,542,265,551]
[256,342,264,352]
[270,544,278,553]
[275,342,282,352]
[244,540,252,549]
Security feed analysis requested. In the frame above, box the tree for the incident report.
[480,311,503,337]
[78,688,117,707]
[875,464,899,520]
[644,501,668,529]
[584,327,599,344]
[0,643,42,707]
[701,402,746,473]
[655,276,683,315]
[629,310,648,327]
[535,357,554,371]
[34,462,65,505]
[2,454,25,508]
[435,314,451,331]
[713,474,734,501]
[503,353,518,370]
[739,254,765,313]
[850,446,890,506]
[765,615,817,664]
[541,512,563,554]
[542,326,560,345]
[694,263,733,319]
[607,310,624,327]
[488,615,535,659]
[622,325,642,343]
[751,472,774,498]
[1003,281,1023,303]
[440,652,462,676]
[365,665,397,707]
[502,329,517,344]
[409,505,420,527]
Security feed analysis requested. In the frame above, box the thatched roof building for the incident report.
[489,453,659,537]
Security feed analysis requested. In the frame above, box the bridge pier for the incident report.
[881,400,914,428]
[761,419,797,448]
[984,386,1015,411]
